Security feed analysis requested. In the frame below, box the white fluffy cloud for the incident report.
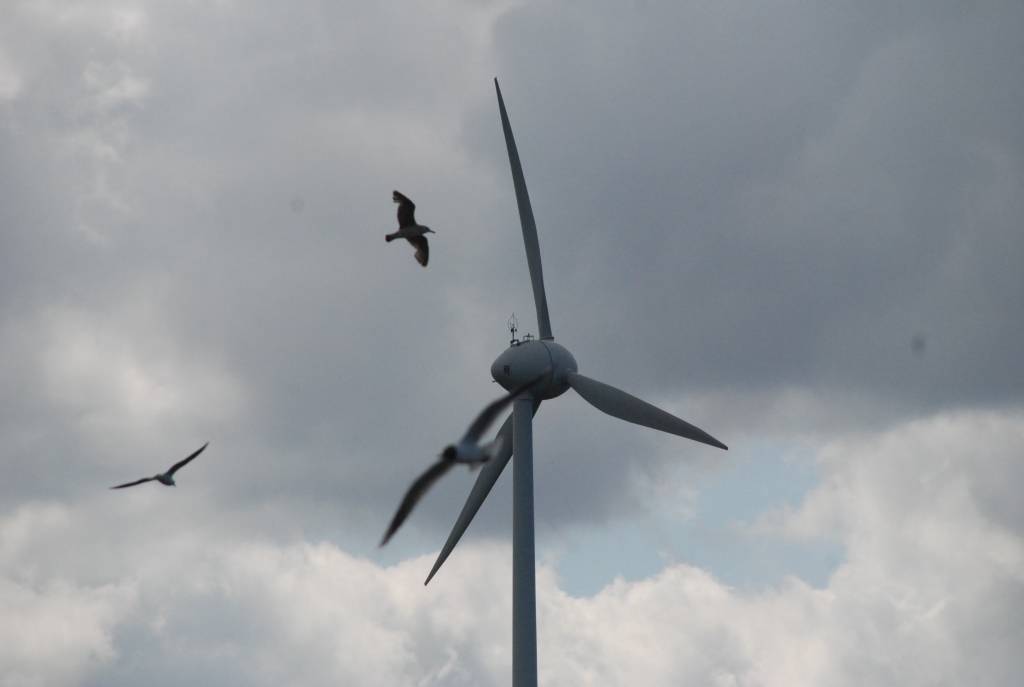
[3,409,1021,685]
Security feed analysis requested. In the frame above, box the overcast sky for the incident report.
[2,1,1022,685]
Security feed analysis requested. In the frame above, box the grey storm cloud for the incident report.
[474,1,1024,408]
[1,0,1022,544]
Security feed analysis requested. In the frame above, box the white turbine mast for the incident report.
[424,79,728,687]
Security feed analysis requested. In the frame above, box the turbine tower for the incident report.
[425,79,728,687]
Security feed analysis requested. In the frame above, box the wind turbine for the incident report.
[424,79,728,687]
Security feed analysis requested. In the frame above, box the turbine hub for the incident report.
[491,338,577,400]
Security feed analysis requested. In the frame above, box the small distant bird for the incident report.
[386,190,434,266]
[380,374,547,546]
[110,442,209,489]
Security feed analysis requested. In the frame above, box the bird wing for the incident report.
[461,372,548,444]
[380,460,454,546]
[167,441,210,476]
[407,235,429,267]
[393,190,416,228]
[110,476,156,489]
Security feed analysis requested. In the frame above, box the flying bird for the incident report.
[385,190,434,266]
[110,442,210,489]
[380,374,547,546]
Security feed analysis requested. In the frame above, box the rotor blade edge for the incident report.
[567,371,727,450]
[495,79,553,340]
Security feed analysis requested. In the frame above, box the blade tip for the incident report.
[705,434,728,450]
[424,556,446,586]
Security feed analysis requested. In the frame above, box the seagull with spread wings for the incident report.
[385,190,435,267]
[110,442,210,489]
[380,374,547,546]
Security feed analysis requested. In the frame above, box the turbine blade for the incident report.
[566,372,728,450]
[495,79,552,340]
[425,399,541,585]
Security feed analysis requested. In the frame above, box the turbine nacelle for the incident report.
[490,339,577,400]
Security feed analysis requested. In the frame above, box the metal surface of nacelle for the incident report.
[491,339,578,400]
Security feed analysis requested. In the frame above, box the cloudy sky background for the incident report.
[2,1,1022,685]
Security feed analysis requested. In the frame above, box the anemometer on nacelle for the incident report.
[507,313,519,345]
[507,313,535,348]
